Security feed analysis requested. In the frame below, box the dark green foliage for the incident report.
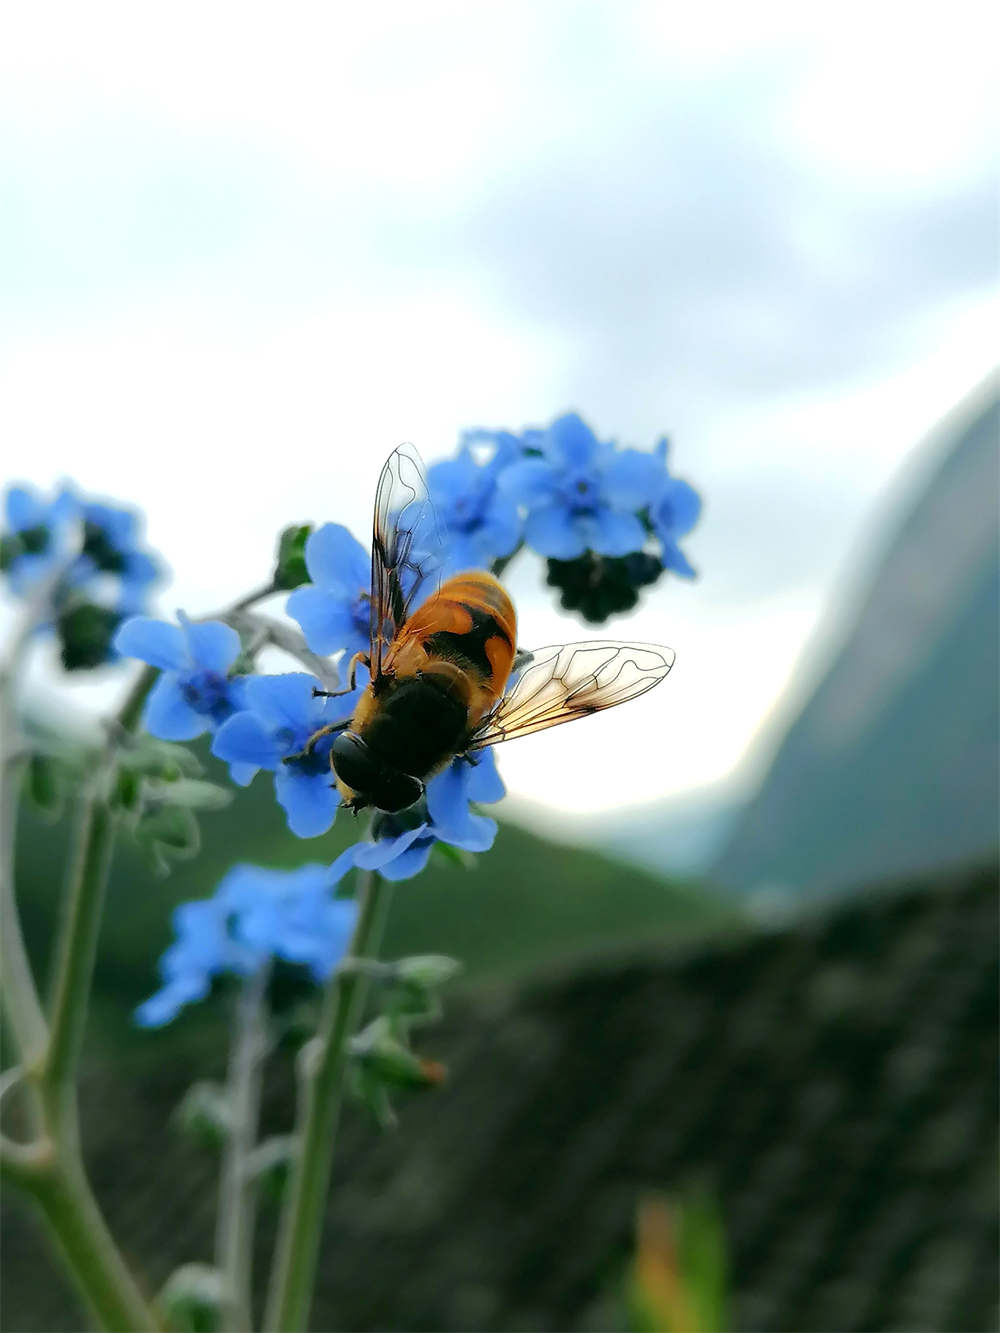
[546,551,663,623]
[82,519,127,574]
[56,602,123,670]
[1,524,50,570]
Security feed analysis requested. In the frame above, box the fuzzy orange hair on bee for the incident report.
[304,445,674,814]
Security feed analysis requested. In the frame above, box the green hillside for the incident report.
[13,743,731,1058]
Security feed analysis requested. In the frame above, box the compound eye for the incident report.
[377,771,423,813]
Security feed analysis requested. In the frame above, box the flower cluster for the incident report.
[2,483,162,668]
[285,413,700,645]
[113,615,506,873]
[135,863,358,1027]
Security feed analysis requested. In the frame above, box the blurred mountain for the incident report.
[713,378,999,898]
[513,782,744,879]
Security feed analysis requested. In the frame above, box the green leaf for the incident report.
[274,523,313,590]
[125,738,203,780]
[150,778,233,811]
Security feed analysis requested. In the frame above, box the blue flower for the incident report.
[329,749,505,883]
[134,896,257,1028]
[222,863,357,981]
[2,484,80,594]
[286,524,371,659]
[649,439,701,578]
[2,483,163,631]
[135,863,358,1027]
[427,436,521,573]
[114,614,245,741]
[499,413,662,560]
[211,672,364,837]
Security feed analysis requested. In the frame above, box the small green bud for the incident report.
[137,804,200,854]
[109,764,142,814]
[350,1017,447,1090]
[158,1264,226,1333]
[246,1134,297,1203]
[274,523,313,590]
[173,1082,232,1151]
[394,955,463,990]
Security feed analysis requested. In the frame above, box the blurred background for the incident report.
[2,3,997,1331]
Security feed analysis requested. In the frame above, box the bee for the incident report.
[305,445,675,813]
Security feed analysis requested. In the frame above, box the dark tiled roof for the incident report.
[3,865,997,1332]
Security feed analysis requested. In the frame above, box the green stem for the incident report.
[0,591,55,1071]
[32,1153,158,1332]
[216,965,270,1333]
[42,667,156,1095]
[264,870,394,1333]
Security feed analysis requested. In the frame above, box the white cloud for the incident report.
[2,0,996,816]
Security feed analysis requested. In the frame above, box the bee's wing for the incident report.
[369,444,445,679]
[467,641,674,749]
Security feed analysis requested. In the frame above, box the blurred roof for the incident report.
[4,862,997,1332]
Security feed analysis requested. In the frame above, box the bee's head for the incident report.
[330,732,423,814]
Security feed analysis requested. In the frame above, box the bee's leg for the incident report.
[312,651,369,699]
[457,751,480,767]
[283,720,350,764]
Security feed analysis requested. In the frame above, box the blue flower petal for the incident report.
[655,478,702,538]
[114,617,187,671]
[425,762,474,839]
[445,812,498,853]
[465,748,505,804]
[661,541,697,579]
[274,765,340,838]
[352,824,430,871]
[579,507,645,557]
[600,449,664,510]
[6,485,47,530]
[304,523,370,594]
[475,500,521,559]
[377,838,435,881]
[182,618,241,674]
[134,974,209,1028]
[545,413,599,468]
[428,451,481,503]
[212,712,283,776]
[244,673,316,732]
[524,504,588,559]
[287,586,367,658]
[144,675,207,741]
[498,458,559,507]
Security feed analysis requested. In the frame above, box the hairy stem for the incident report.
[264,870,394,1333]
[32,1153,158,1332]
[42,668,156,1097]
[0,591,55,1070]
[216,964,270,1333]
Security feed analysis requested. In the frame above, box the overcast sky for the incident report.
[2,1,997,816]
